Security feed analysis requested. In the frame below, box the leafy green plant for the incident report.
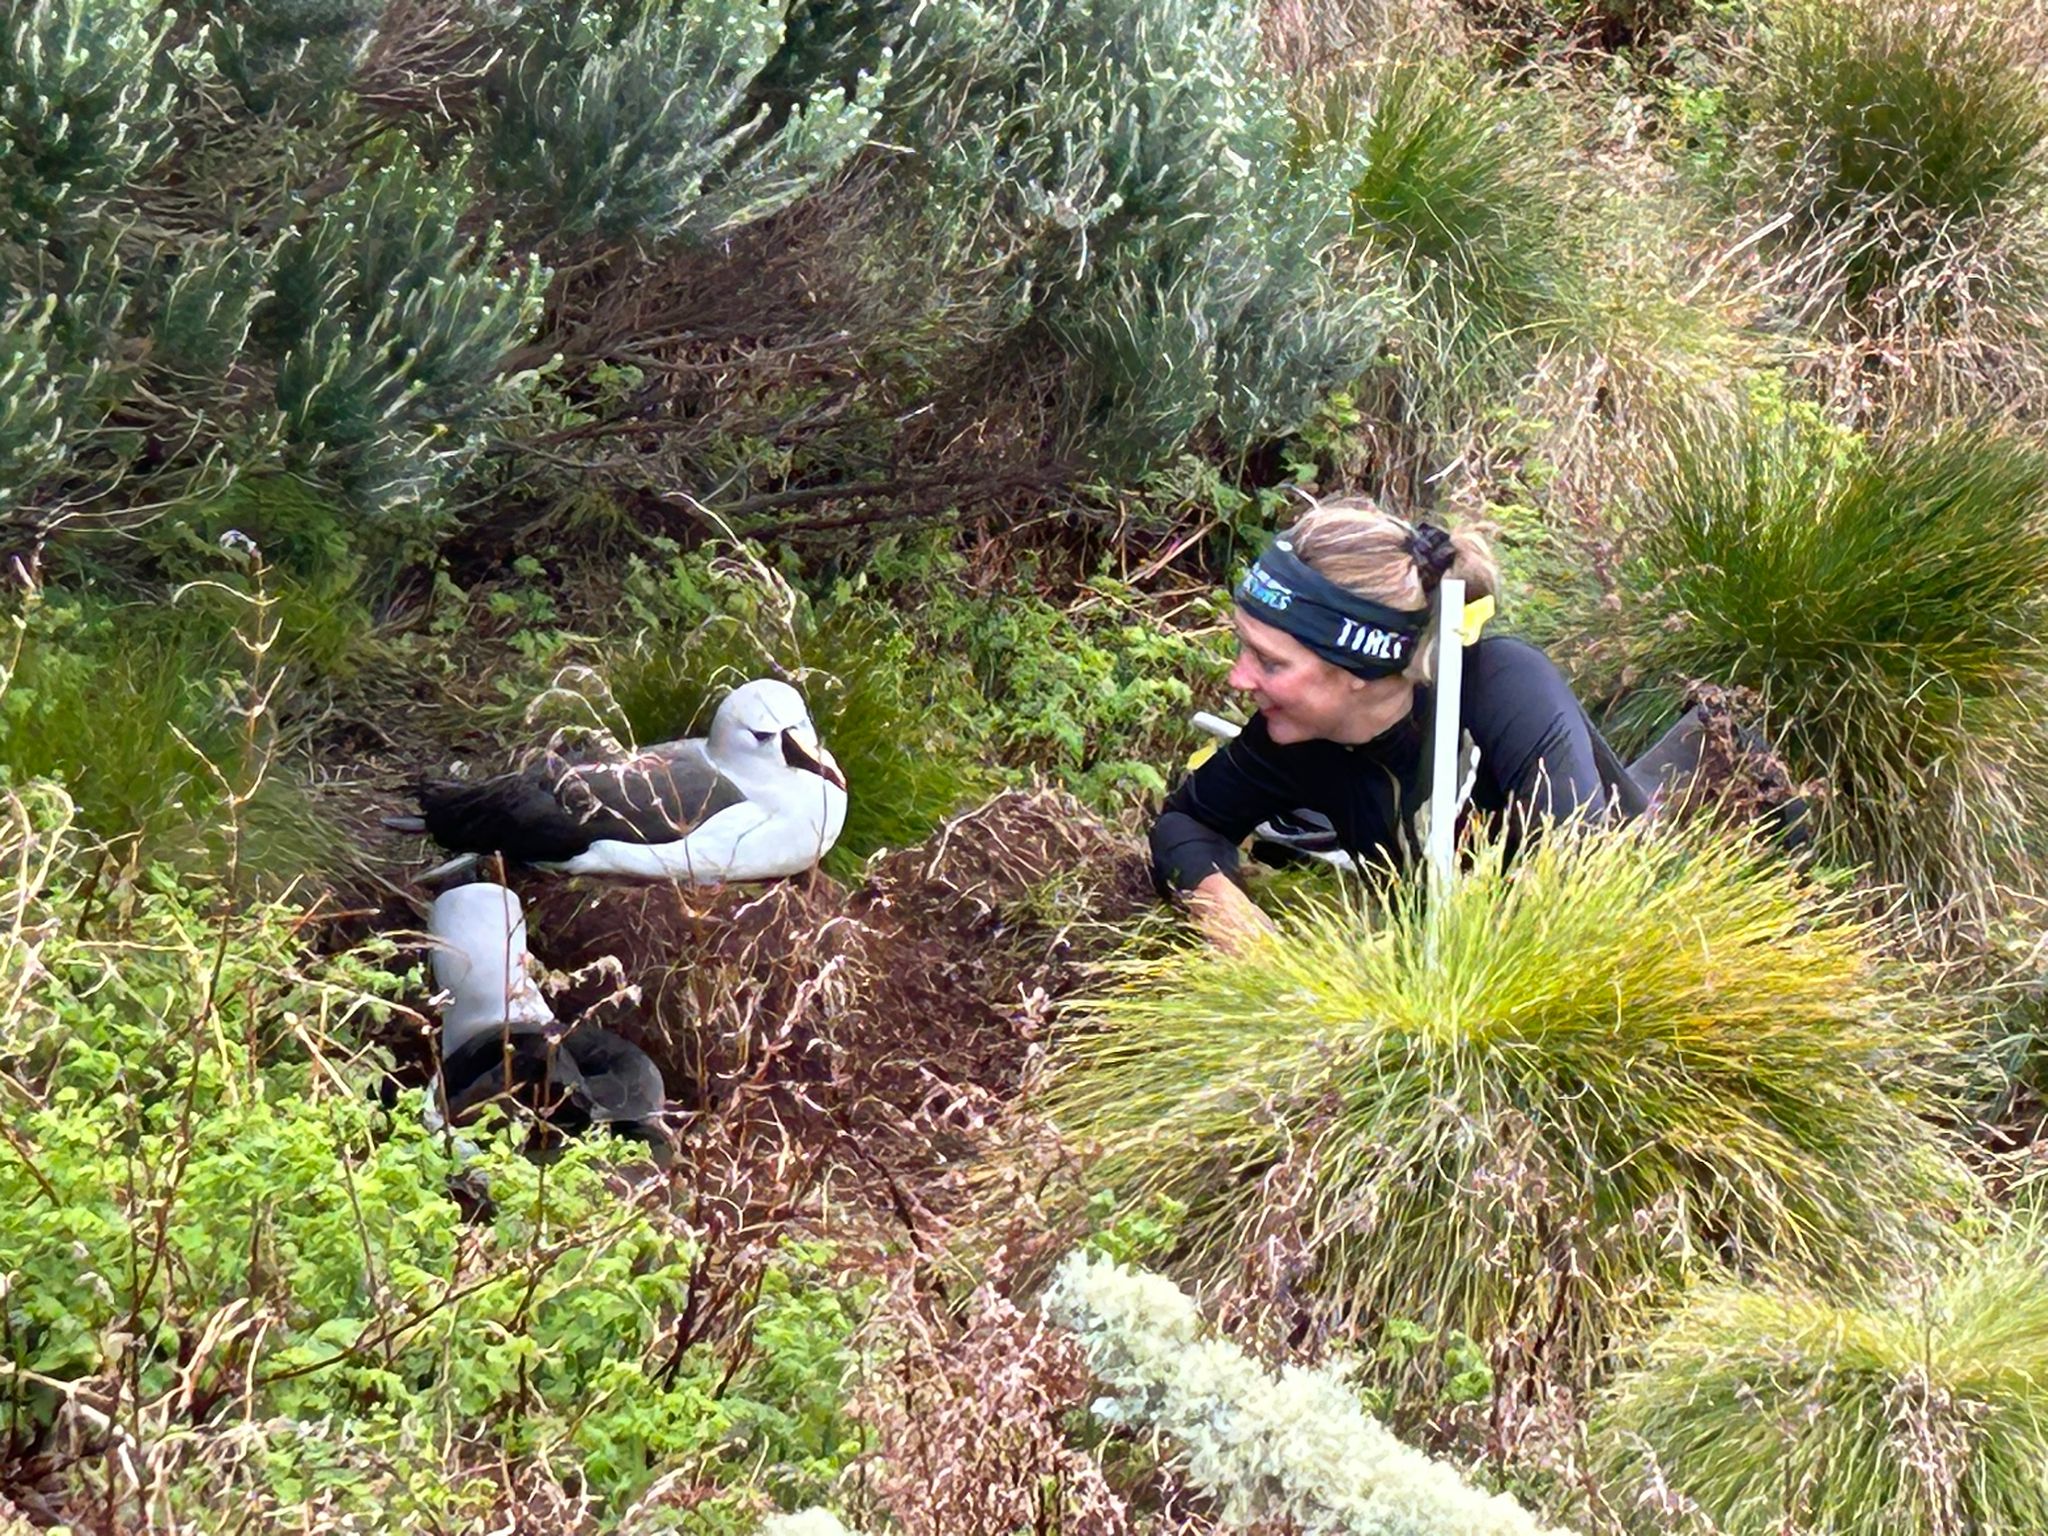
[918,573,1230,809]
[1047,822,1973,1358]
[1596,1226,2048,1536]
[1728,0,2048,322]
[0,784,872,1527]
[1579,406,2048,924]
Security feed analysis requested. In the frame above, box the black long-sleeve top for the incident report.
[1151,635,1634,893]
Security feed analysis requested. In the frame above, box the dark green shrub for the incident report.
[895,0,1395,471]
[1581,406,2048,922]
[487,0,883,244]
[256,139,548,516]
[0,0,178,244]
[1337,57,1582,413]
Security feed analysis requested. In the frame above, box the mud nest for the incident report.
[501,789,1155,1227]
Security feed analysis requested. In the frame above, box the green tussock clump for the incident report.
[1597,1227,2048,1536]
[1585,407,2048,924]
[1337,56,1582,418]
[1730,0,2048,326]
[585,553,991,877]
[0,573,348,881]
[1046,822,1972,1353]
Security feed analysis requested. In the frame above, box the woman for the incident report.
[1152,498,1638,949]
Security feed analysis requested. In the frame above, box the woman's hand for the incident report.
[1186,872,1278,955]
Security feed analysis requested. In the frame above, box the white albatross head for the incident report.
[706,678,847,796]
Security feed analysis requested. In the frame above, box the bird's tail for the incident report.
[417,851,482,884]
[383,813,428,833]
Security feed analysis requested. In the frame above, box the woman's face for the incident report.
[1227,608,1408,745]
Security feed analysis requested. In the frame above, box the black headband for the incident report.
[1234,537,1430,678]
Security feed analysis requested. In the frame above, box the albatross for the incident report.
[391,677,848,883]
[427,882,670,1161]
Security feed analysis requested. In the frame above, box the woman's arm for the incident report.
[1186,871,1279,953]
[1150,714,1302,946]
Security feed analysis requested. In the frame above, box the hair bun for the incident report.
[1407,522,1457,589]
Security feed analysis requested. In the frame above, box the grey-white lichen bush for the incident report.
[1041,1250,1567,1536]
[488,0,885,243]
[899,0,1394,470]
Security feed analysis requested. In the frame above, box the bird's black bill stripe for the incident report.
[781,728,847,790]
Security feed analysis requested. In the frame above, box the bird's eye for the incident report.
[750,729,775,743]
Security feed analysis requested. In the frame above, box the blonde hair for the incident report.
[1286,495,1498,682]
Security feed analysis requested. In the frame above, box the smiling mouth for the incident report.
[781,730,848,790]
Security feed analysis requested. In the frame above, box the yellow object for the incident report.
[1459,593,1495,645]
[1187,740,1220,772]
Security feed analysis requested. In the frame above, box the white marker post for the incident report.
[1426,576,1466,902]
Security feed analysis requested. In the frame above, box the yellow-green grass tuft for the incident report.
[1046,822,1974,1354]
[1597,1226,2048,1536]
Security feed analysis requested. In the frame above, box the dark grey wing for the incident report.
[416,740,746,860]
[551,740,748,844]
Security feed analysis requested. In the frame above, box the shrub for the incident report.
[0,786,871,1527]
[0,300,67,511]
[1041,1250,1563,1536]
[1596,1227,2048,1536]
[1728,0,2048,324]
[487,0,884,245]
[896,0,1394,471]
[1580,406,2048,924]
[0,0,178,244]
[256,139,549,517]
[1045,823,1973,1357]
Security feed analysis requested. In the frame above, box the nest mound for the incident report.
[512,789,1154,1214]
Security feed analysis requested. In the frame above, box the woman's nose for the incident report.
[1226,652,1256,691]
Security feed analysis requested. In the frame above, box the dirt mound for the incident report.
[504,789,1154,1233]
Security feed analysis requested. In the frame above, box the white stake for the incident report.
[1426,576,1466,898]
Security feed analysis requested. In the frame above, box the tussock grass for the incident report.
[1597,1227,2048,1536]
[1046,822,1973,1353]
[0,581,343,879]
[1585,408,2048,925]
[1340,57,1582,416]
[1731,0,2048,331]
[599,603,991,878]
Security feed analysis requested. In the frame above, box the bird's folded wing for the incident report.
[552,740,750,843]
